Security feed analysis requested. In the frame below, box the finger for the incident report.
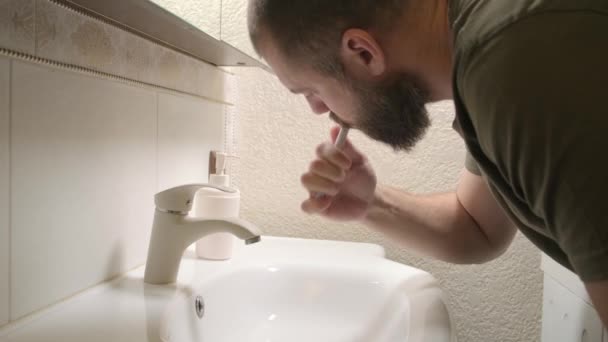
[316,143,352,170]
[300,173,340,196]
[301,194,332,214]
[309,159,346,182]
[329,125,365,164]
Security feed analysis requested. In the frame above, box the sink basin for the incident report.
[162,253,453,342]
[0,237,453,342]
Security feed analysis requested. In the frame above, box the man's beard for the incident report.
[350,75,431,151]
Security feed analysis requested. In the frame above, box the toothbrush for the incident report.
[314,126,350,199]
[334,125,350,150]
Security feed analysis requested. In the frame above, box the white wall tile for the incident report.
[0,56,9,326]
[10,61,157,320]
[157,92,225,191]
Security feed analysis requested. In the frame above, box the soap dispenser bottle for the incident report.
[193,152,240,260]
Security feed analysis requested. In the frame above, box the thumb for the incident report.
[329,125,365,164]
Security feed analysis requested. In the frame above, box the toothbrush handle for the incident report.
[334,127,350,149]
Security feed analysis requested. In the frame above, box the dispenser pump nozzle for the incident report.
[210,151,239,187]
[215,152,228,175]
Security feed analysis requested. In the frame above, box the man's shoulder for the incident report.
[450,0,608,71]
[451,0,608,120]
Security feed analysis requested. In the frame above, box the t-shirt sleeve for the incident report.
[464,152,481,176]
[452,119,482,176]
[460,12,608,282]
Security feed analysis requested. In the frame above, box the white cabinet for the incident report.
[541,255,606,342]
[542,275,604,342]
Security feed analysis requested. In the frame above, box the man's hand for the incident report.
[300,126,377,221]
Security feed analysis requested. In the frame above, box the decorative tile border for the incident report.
[0,0,35,55]
[0,0,232,105]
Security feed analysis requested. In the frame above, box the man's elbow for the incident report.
[450,244,509,264]
[586,280,608,328]
[447,228,514,265]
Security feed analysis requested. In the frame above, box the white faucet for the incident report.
[144,184,262,285]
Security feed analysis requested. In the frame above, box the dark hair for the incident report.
[248,0,407,76]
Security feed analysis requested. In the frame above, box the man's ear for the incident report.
[340,29,387,79]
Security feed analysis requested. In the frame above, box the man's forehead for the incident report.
[273,59,312,87]
[259,37,319,89]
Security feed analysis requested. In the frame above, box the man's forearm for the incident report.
[362,185,500,264]
[586,281,608,329]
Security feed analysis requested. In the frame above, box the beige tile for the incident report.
[10,60,157,320]
[194,56,228,102]
[149,45,228,103]
[0,0,35,55]
[35,1,229,103]
[35,1,145,82]
[0,56,9,327]
[121,31,156,85]
[178,55,201,96]
[157,92,225,191]
[154,47,186,93]
[36,0,124,76]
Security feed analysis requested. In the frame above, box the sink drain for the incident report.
[195,296,205,319]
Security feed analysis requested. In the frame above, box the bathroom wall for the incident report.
[149,0,222,39]
[222,2,544,342]
[0,56,9,327]
[0,0,231,324]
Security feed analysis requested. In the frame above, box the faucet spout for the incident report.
[245,236,262,245]
[144,211,261,285]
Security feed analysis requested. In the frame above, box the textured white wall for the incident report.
[220,0,255,56]
[222,1,543,340]
[150,0,222,39]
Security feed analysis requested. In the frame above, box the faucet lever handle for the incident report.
[155,183,236,213]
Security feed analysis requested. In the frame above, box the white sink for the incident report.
[0,237,453,342]
[162,244,453,342]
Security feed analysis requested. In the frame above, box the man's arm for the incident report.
[363,169,516,264]
[456,12,608,324]
[586,282,608,328]
[301,128,515,264]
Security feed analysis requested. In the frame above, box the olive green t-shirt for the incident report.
[449,0,608,281]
